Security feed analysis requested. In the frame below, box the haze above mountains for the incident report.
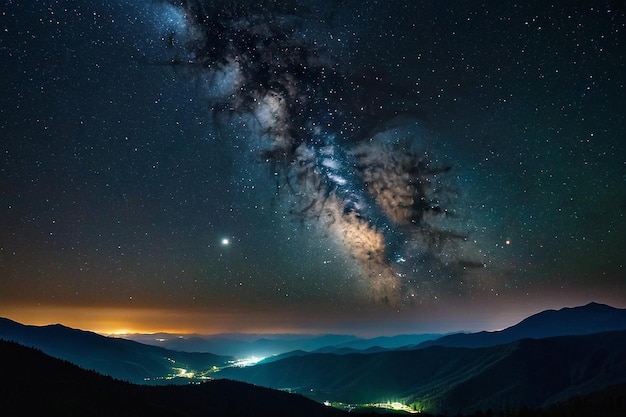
[122,302,626,357]
[124,331,444,358]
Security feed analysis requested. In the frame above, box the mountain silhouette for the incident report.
[219,330,626,414]
[0,317,232,384]
[125,332,441,356]
[416,302,626,349]
[3,337,625,417]
[2,302,626,416]
[0,339,347,417]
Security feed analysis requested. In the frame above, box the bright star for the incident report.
[221,238,230,246]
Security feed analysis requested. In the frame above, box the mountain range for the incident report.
[219,330,626,414]
[124,332,444,357]
[122,302,626,357]
[0,339,346,417]
[414,301,626,349]
[2,302,626,415]
[0,317,233,384]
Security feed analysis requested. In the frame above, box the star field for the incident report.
[0,0,624,335]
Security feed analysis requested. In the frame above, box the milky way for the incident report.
[2,0,624,334]
[156,0,482,305]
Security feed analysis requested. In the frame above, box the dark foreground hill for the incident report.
[0,339,347,417]
[417,302,626,349]
[0,317,232,384]
[219,330,626,415]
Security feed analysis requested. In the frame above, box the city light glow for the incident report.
[228,356,265,368]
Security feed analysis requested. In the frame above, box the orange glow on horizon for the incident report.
[0,305,208,335]
[0,304,367,336]
[3,294,622,337]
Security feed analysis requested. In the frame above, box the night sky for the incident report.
[1,0,625,336]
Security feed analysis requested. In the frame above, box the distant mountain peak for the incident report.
[418,302,626,350]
